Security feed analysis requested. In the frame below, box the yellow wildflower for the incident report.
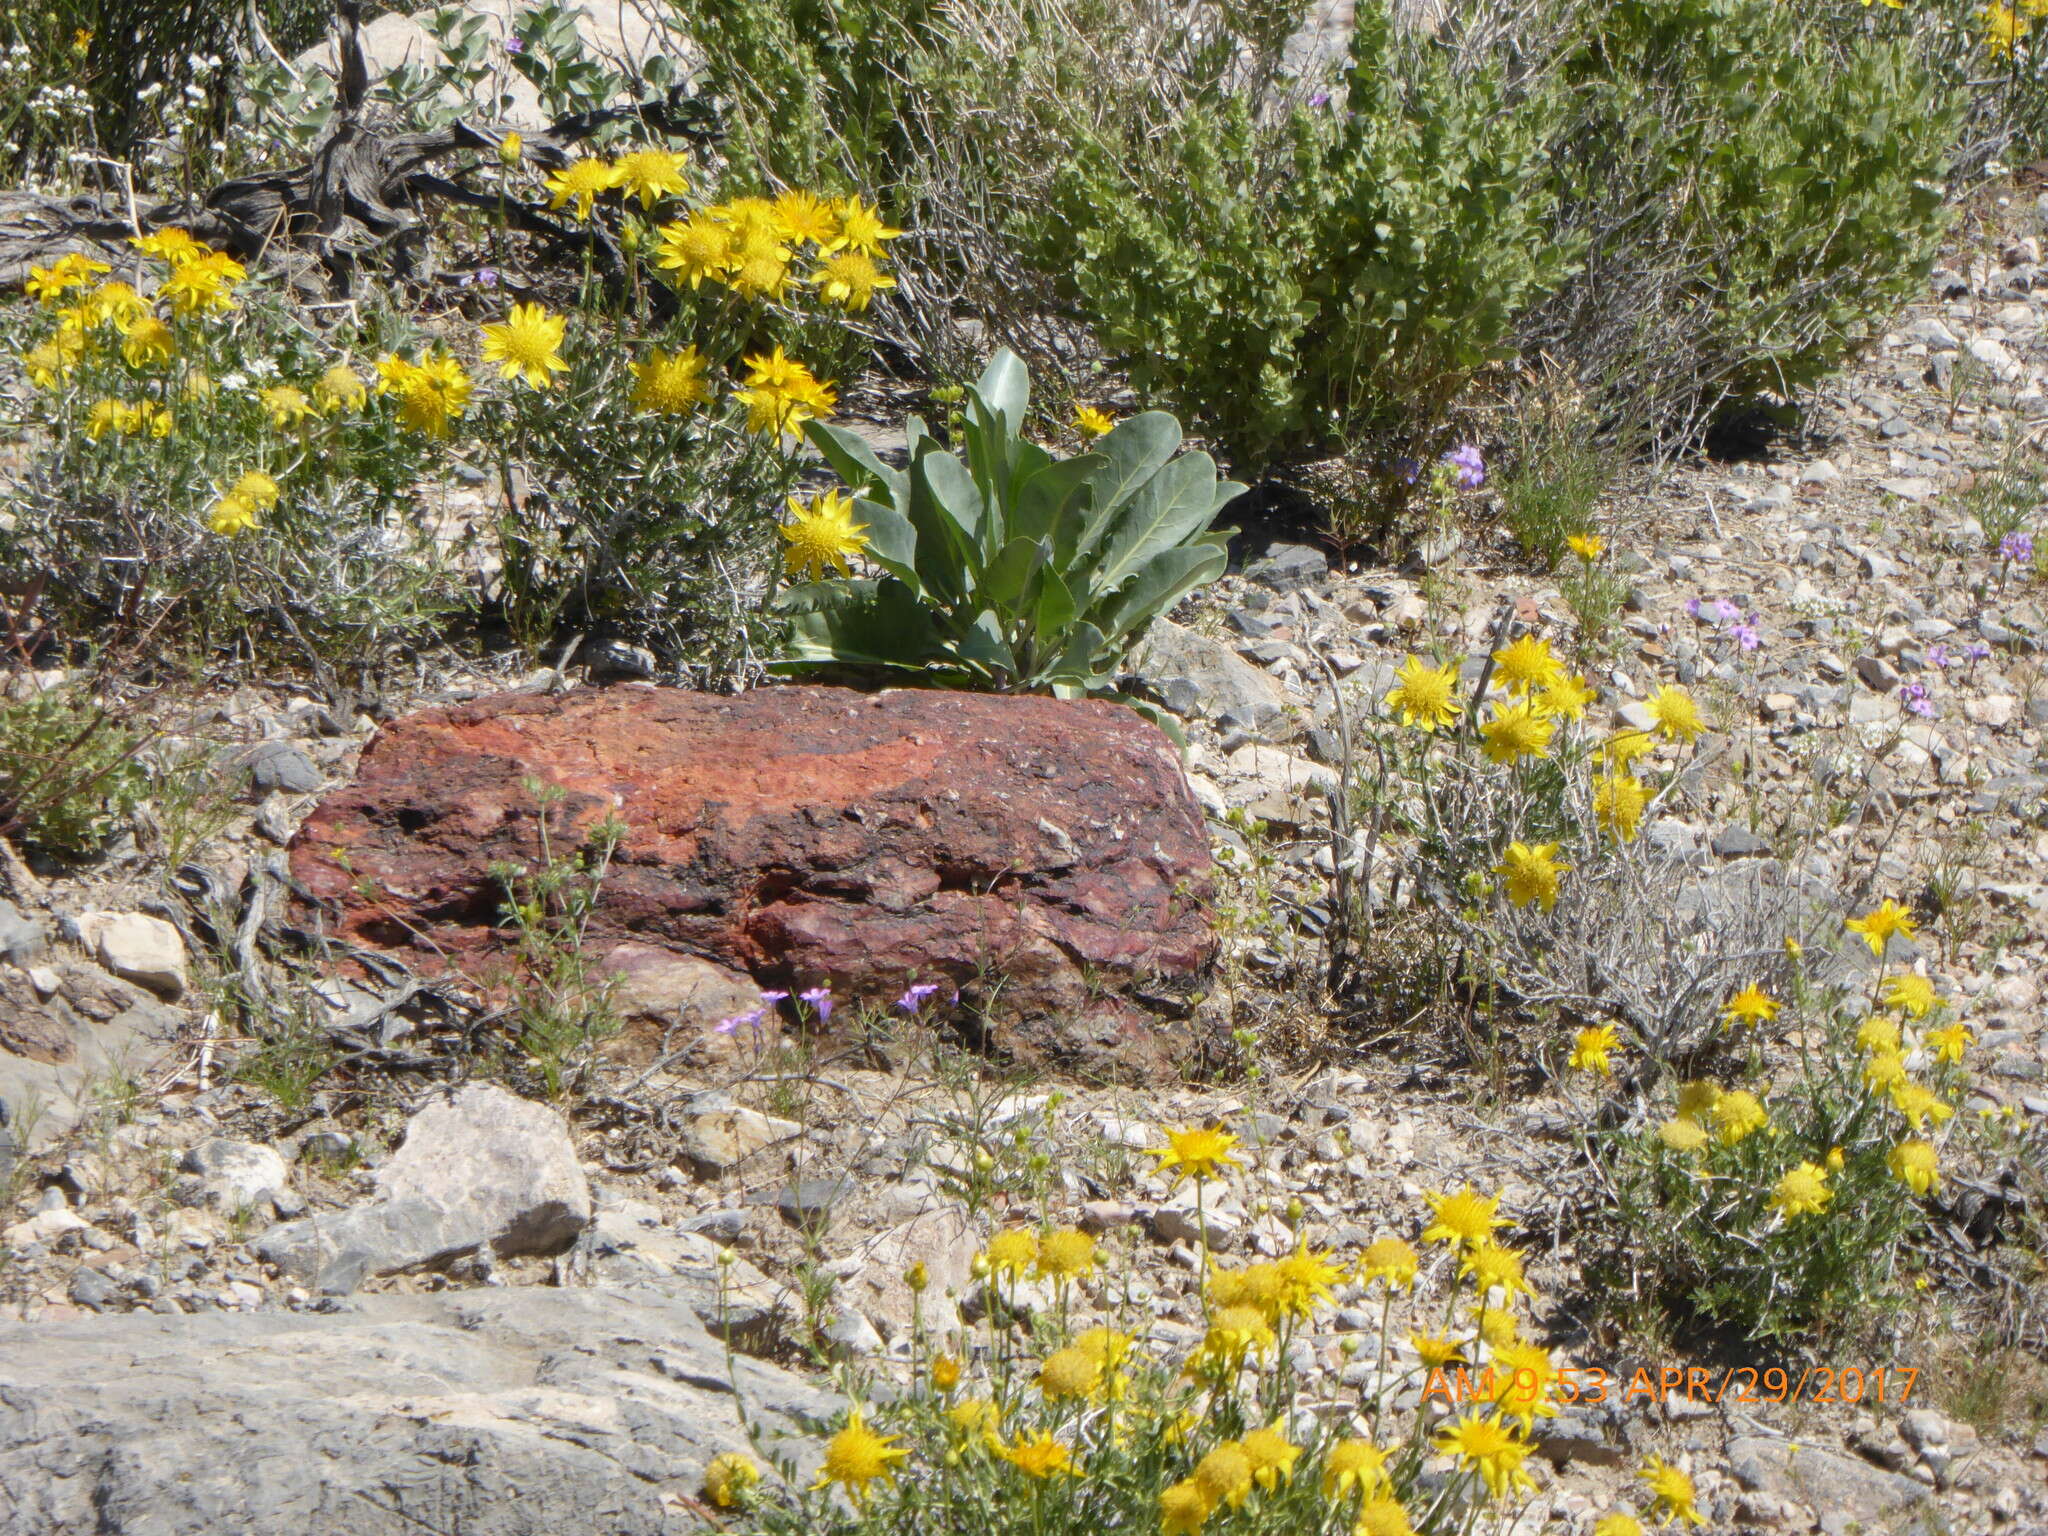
[630,345,711,415]
[1321,1438,1387,1501]
[545,156,621,219]
[1889,1082,1954,1132]
[480,302,569,390]
[1599,729,1655,769]
[1594,770,1648,842]
[1888,1139,1939,1195]
[1721,985,1780,1030]
[1192,1442,1255,1510]
[833,194,902,255]
[1356,1237,1419,1289]
[1496,840,1567,911]
[1569,1024,1617,1075]
[1384,655,1460,731]
[612,148,689,210]
[1436,1411,1535,1499]
[780,488,868,581]
[1480,702,1555,764]
[1646,684,1704,743]
[1074,405,1115,438]
[702,1452,760,1508]
[313,362,367,413]
[811,249,895,312]
[1492,634,1563,695]
[1711,1089,1768,1145]
[1567,533,1605,561]
[1927,1021,1971,1064]
[1640,1455,1704,1527]
[655,211,736,287]
[260,384,312,429]
[1240,1423,1299,1491]
[1768,1161,1831,1219]
[1423,1185,1503,1249]
[1159,1478,1211,1536]
[1846,899,1917,957]
[1148,1124,1240,1185]
[982,1227,1038,1278]
[772,189,841,246]
[812,1408,909,1503]
[1882,973,1937,1018]
[1658,1117,1708,1152]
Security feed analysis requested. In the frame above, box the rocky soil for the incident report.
[3,185,2048,1536]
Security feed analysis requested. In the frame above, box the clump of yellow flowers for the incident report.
[702,1121,1720,1536]
[1597,898,1976,1339]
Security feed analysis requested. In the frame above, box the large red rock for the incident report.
[289,685,1215,1080]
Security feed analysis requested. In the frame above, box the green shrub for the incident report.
[1520,0,1958,435]
[773,349,1238,722]
[0,679,147,858]
[1589,954,1976,1342]
[1032,5,1573,473]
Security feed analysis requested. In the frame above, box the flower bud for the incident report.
[906,1261,929,1293]
[498,131,522,167]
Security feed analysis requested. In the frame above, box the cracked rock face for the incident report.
[0,1285,841,1536]
[289,685,1215,1081]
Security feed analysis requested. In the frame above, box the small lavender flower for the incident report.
[1731,616,1762,652]
[2001,530,2035,564]
[1965,641,1992,662]
[1443,443,1485,490]
[1685,596,1703,619]
[1900,682,1935,718]
[756,989,790,1007]
[1394,455,1420,486]
[1711,597,1741,624]
[896,981,943,1014]
[714,1007,764,1037]
[504,34,524,52]
[799,985,833,1023]
[1308,89,1331,108]
[1927,643,1950,670]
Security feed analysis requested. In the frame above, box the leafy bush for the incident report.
[773,350,1239,718]
[1343,615,1974,1341]
[1032,5,1573,472]
[1592,944,1976,1341]
[0,678,147,858]
[0,241,457,667]
[1518,0,1958,436]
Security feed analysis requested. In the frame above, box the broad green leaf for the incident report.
[1096,542,1229,645]
[850,496,919,592]
[1012,455,1102,545]
[973,349,1030,439]
[1070,412,1182,558]
[918,445,988,556]
[1087,451,1229,600]
[771,578,939,672]
[981,534,1050,610]
[1031,564,1079,651]
[957,610,1016,681]
[802,420,905,503]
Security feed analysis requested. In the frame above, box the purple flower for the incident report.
[1308,89,1331,108]
[1900,682,1935,718]
[2001,531,2034,564]
[1927,643,1950,670]
[460,267,499,288]
[1711,598,1741,624]
[504,35,524,53]
[1731,617,1762,652]
[756,989,790,1007]
[715,1007,765,1036]
[799,985,833,1023]
[1965,641,1991,662]
[1443,443,1485,489]
[896,981,943,1014]
[1685,596,1703,619]
[1394,455,1420,486]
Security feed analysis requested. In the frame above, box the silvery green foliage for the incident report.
[774,349,1240,727]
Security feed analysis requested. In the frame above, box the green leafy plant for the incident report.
[1522,0,1958,437]
[0,678,148,858]
[1031,4,1574,472]
[773,350,1240,724]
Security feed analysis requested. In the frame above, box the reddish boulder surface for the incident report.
[289,685,1216,1080]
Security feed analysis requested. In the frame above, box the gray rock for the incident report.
[1127,618,1293,734]
[582,639,658,683]
[256,1084,590,1293]
[74,911,187,1000]
[573,1200,782,1350]
[772,1177,853,1233]
[1246,542,1329,592]
[238,740,323,795]
[1727,1436,1935,1533]
[66,1267,116,1311]
[675,1101,801,1175]
[1711,824,1772,859]
[0,1285,839,1536]
[0,898,45,965]
[177,1138,291,1213]
[1854,654,1901,692]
